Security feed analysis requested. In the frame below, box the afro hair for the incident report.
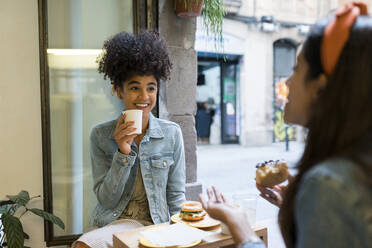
[97,30,172,88]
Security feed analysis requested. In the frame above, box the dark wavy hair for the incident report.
[279,16,372,247]
[97,30,172,88]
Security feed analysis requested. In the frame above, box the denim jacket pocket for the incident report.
[150,155,174,169]
[150,156,174,188]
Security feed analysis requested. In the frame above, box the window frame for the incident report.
[38,0,158,245]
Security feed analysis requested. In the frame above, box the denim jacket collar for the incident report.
[109,112,164,139]
[147,112,164,139]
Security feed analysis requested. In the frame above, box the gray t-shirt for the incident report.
[242,157,372,248]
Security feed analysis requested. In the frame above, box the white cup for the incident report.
[122,109,143,135]
[232,193,258,227]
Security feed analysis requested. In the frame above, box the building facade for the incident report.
[195,0,348,146]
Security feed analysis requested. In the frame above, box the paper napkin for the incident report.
[140,223,210,247]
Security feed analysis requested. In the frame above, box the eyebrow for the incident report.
[127,81,157,86]
[127,81,140,86]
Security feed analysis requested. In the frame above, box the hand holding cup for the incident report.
[113,114,138,155]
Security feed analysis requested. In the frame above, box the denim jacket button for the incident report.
[163,161,167,167]
[113,212,118,217]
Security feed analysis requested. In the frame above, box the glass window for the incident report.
[45,0,133,238]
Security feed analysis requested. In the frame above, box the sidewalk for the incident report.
[196,141,304,248]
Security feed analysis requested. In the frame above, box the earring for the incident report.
[111,86,115,96]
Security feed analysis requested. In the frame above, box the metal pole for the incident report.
[285,125,289,151]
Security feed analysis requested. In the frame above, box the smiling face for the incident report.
[116,74,157,121]
[284,51,327,126]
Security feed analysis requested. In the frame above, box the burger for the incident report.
[180,201,206,221]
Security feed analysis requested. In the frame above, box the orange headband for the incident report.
[321,1,368,75]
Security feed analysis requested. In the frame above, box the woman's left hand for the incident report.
[256,173,293,207]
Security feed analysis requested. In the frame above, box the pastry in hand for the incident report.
[256,160,289,187]
[180,201,206,221]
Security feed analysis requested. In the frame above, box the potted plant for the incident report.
[175,0,225,51]
[0,190,64,248]
[175,0,203,17]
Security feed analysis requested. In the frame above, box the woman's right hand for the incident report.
[113,114,138,155]
[199,186,259,245]
[256,174,293,207]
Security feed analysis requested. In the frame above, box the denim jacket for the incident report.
[242,157,372,248]
[90,113,186,227]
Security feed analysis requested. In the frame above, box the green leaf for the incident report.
[6,191,30,207]
[202,0,225,53]
[0,204,12,215]
[0,204,20,216]
[2,213,24,248]
[28,209,64,230]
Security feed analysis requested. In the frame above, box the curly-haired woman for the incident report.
[73,30,186,248]
[200,2,372,248]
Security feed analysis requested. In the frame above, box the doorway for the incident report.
[196,53,240,144]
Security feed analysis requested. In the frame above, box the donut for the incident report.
[256,160,289,187]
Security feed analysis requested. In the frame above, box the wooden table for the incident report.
[113,223,267,248]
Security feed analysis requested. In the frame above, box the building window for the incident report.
[273,39,298,143]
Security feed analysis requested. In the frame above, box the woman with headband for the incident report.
[200,2,372,248]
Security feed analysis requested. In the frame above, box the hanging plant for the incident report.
[202,0,225,51]
[175,0,226,52]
